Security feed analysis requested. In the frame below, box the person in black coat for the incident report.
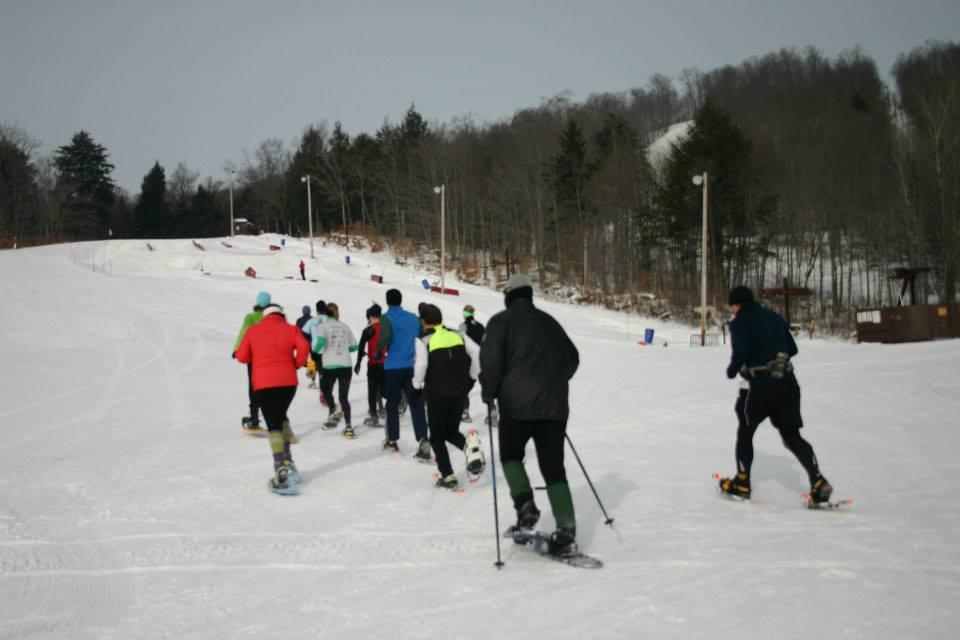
[480,274,580,557]
[717,286,833,504]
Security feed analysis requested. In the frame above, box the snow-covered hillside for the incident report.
[1,235,958,639]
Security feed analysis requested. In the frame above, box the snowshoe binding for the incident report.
[343,425,356,439]
[716,472,751,501]
[464,429,485,482]
[269,462,299,496]
[322,410,343,430]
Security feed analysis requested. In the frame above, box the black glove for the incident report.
[354,362,361,375]
[231,350,237,359]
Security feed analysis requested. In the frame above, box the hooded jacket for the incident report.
[236,314,310,390]
[480,298,579,422]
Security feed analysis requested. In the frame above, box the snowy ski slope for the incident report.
[1,235,958,639]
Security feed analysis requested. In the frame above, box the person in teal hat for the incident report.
[233,291,271,432]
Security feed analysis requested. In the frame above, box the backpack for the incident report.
[464,318,485,345]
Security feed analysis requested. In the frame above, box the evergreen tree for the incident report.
[135,162,169,237]
[53,130,116,238]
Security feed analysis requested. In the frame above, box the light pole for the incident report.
[433,184,445,294]
[228,169,235,237]
[693,172,708,346]
[300,175,315,259]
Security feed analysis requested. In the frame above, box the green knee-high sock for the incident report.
[502,460,532,504]
[268,431,285,466]
[282,421,294,459]
[546,481,576,531]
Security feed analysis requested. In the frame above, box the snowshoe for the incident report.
[513,499,541,541]
[434,474,460,491]
[269,463,298,496]
[362,414,379,427]
[382,439,399,453]
[716,472,751,500]
[464,429,485,482]
[547,527,578,559]
[808,475,833,504]
[285,461,302,485]
[343,425,356,439]
[242,417,267,436]
[322,410,343,430]
[413,438,433,463]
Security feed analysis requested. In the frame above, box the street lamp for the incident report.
[693,172,708,346]
[228,169,235,237]
[433,184,445,294]
[300,175,315,259]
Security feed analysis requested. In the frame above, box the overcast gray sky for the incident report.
[2,0,958,194]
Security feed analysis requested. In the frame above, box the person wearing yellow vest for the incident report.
[412,304,484,489]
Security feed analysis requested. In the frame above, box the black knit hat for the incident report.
[728,286,754,305]
[419,304,442,326]
[386,289,402,306]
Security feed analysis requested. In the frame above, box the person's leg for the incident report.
[735,389,761,475]
[400,369,428,442]
[498,418,535,509]
[770,381,820,482]
[337,369,352,426]
[257,387,290,468]
[446,396,467,450]
[247,363,260,424]
[320,370,336,413]
[530,420,575,532]
[428,396,456,477]
[366,365,379,416]
[384,369,402,441]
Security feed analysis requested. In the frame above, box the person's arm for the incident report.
[236,330,253,364]
[464,334,482,381]
[356,326,371,367]
[293,326,309,368]
[479,315,505,404]
[313,324,327,354]
[376,315,393,352]
[234,313,255,351]
[726,319,749,379]
[412,336,429,389]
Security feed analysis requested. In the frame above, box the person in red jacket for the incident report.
[236,303,310,493]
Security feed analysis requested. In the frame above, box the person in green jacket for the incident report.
[233,291,271,431]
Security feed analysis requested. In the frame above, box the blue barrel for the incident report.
[345,255,351,265]
[422,279,430,289]
[644,328,655,343]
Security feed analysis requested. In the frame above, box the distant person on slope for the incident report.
[232,290,271,433]
[302,300,332,406]
[299,259,306,280]
[314,302,359,437]
[458,304,485,422]
[413,304,484,490]
[480,274,580,558]
[355,304,386,427]
[377,288,430,459]
[235,303,310,494]
[717,286,834,506]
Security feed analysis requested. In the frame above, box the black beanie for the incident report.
[419,304,442,326]
[316,299,327,313]
[386,289,402,306]
[728,286,754,305]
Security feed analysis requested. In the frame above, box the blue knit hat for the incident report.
[255,291,271,308]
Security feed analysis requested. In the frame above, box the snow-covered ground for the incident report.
[1,235,958,639]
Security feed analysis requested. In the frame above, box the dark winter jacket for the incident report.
[459,316,485,346]
[413,325,481,400]
[480,298,579,422]
[726,301,798,389]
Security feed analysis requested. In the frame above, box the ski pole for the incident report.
[565,432,615,526]
[487,403,505,569]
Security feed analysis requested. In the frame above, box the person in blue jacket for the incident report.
[377,289,430,459]
[717,286,833,504]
